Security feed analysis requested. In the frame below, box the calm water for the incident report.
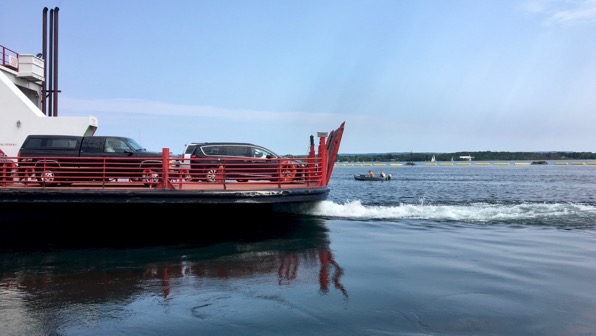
[2,163,596,335]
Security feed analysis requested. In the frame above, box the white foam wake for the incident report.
[300,200,596,223]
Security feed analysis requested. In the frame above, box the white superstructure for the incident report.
[0,55,97,158]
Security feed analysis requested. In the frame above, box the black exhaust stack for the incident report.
[42,7,60,117]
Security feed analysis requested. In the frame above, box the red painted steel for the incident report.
[0,151,326,190]
[0,122,345,192]
[325,121,345,184]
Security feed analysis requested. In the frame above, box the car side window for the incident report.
[24,137,79,149]
[185,145,196,155]
[23,138,43,148]
[50,138,79,149]
[202,146,221,156]
[80,137,103,153]
[115,139,130,153]
[105,139,129,153]
[226,146,249,157]
[253,148,268,158]
[105,139,117,152]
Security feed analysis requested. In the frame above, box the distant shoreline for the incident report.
[335,161,596,167]
[336,151,596,162]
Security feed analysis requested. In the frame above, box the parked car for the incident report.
[180,142,306,182]
[17,135,163,186]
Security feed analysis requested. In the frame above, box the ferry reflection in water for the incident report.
[0,211,347,335]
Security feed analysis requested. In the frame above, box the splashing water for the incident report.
[301,200,596,226]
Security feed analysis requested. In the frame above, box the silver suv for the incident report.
[179,142,305,183]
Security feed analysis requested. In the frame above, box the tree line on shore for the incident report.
[336,151,596,162]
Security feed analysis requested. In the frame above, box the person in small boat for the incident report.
[380,171,386,178]
[368,170,374,177]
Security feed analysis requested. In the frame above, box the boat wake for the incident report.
[294,200,596,226]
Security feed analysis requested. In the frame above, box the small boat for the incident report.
[354,174,392,181]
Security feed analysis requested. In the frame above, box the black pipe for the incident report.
[53,7,59,117]
[48,8,54,117]
[42,7,48,115]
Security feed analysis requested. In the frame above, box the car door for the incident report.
[220,145,251,179]
[80,137,132,179]
[102,137,138,179]
[246,145,278,179]
[78,137,106,179]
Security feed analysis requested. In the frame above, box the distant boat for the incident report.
[354,174,392,181]
[459,155,474,161]
[431,155,436,162]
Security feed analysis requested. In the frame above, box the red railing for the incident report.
[0,153,326,190]
[0,123,344,191]
[0,44,19,71]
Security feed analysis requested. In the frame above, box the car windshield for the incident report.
[126,138,145,151]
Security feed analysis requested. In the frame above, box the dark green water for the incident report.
[1,164,596,335]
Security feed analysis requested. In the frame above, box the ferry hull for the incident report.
[0,186,330,204]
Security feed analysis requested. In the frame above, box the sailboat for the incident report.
[431,155,436,162]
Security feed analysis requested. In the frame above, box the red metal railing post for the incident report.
[318,134,328,187]
[161,148,170,189]
[307,135,315,184]
[1,163,8,187]
[25,168,35,186]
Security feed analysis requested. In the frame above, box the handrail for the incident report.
[0,44,19,71]
[0,123,344,191]
[0,154,325,190]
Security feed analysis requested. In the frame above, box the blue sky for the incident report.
[2,0,596,155]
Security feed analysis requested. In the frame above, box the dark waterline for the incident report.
[0,202,322,251]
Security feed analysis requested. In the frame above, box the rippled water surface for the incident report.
[1,163,596,335]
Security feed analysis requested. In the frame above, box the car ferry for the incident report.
[1,35,345,208]
[0,123,344,205]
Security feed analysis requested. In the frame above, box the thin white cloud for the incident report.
[549,1,596,23]
[60,97,342,122]
[522,0,596,24]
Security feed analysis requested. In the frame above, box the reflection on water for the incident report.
[0,209,347,335]
[3,166,596,335]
